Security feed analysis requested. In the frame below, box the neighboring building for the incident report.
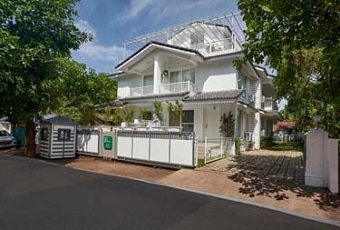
[110,14,282,150]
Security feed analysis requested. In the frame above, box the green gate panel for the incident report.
[103,135,113,150]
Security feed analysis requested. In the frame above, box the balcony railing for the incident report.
[118,81,195,99]
[262,97,278,111]
[159,81,194,94]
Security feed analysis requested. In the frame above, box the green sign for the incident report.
[103,135,113,150]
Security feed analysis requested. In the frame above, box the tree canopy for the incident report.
[0,0,117,155]
[237,0,340,136]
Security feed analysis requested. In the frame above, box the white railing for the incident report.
[159,81,194,94]
[119,81,195,99]
[262,97,273,110]
[197,37,236,57]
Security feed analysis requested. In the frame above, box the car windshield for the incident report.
[0,130,10,136]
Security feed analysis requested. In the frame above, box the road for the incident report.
[0,154,337,230]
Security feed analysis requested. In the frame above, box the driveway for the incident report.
[0,154,338,229]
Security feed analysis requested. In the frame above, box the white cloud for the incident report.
[75,20,97,38]
[73,20,125,72]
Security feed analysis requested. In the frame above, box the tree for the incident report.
[237,0,340,137]
[167,100,183,126]
[0,0,90,156]
[219,112,235,138]
[48,58,117,125]
[153,101,163,123]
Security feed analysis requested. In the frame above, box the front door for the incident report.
[204,106,220,138]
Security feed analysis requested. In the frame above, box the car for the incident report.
[0,130,18,149]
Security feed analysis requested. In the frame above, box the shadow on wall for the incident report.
[225,154,339,213]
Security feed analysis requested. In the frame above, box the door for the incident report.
[204,106,220,139]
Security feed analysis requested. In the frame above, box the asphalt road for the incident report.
[0,154,337,230]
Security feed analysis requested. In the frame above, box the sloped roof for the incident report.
[41,115,76,126]
[183,90,244,102]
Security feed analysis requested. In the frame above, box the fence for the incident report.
[77,129,100,156]
[117,130,195,167]
[197,137,234,164]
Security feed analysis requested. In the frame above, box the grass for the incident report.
[262,142,303,151]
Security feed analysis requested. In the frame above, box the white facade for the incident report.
[112,21,282,152]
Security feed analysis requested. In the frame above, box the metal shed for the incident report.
[39,115,77,159]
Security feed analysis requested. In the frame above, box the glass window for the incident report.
[57,129,71,141]
[182,110,194,132]
[170,71,181,83]
[40,128,49,141]
[183,69,195,83]
[237,72,246,90]
[143,75,153,86]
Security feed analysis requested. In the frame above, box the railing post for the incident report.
[187,80,190,91]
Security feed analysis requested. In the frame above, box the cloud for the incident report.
[72,20,125,73]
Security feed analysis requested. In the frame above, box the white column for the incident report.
[305,129,327,187]
[153,55,162,94]
[254,80,262,149]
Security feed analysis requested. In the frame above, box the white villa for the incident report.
[110,13,282,151]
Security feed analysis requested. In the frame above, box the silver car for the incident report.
[0,130,18,149]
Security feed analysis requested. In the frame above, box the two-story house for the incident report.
[110,16,282,150]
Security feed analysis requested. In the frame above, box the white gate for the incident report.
[117,131,195,167]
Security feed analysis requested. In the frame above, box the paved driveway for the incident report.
[0,154,338,229]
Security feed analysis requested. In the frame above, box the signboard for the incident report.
[103,135,113,150]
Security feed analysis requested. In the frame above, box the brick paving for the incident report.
[201,150,305,183]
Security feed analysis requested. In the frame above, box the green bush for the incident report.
[235,137,242,155]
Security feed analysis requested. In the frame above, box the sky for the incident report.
[71,0,239,73]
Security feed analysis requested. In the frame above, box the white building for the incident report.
[110,14,282,151]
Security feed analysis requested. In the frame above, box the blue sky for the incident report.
[72,0,239,73]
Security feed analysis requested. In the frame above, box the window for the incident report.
[169,69,195,84]
[142,111,152,120]
[170,71,181,83]
[40,128,49,141]
[143,75,153,86]
[183,69,195,83]
[237,72,246,90]
[182,110,194,132]
[57,129,71,141]
[190,30,204,46]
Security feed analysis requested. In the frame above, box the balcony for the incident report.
[261,97,278,111]
[118,81,195,99]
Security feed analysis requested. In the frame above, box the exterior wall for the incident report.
[50,125,76,158]
[117,74,143,98]
[39,123,52,158]
[196,59,237,92]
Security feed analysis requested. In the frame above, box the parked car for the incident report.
[0,130,18,149]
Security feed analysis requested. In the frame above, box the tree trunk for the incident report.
[26,120,36,157]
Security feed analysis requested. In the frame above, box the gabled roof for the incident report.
[116,41,204,72]
[183,90,244,102]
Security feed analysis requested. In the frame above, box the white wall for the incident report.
[196,59,237,92]
[117,75,143,98]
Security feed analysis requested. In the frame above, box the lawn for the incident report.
[262,142,303,151]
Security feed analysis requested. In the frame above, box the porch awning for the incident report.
[183,90,244,104]
[259,109,284,121]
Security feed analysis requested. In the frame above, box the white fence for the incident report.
[197,137,234,164]
[117,130,195,167]
[77,129,100,155]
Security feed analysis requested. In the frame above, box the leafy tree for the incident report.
[237,0,340,137]
[167,100,183,126]
[0,0,90,156]
[219,112,235,138]
[153,101,163,123]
